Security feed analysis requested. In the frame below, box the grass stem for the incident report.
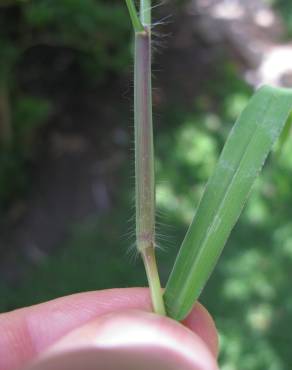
[140,0,151,26]
[142,247,166,315]
[133,1,166,315]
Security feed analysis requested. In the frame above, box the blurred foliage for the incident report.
[22,0,131,77]
[271,0,292,36]
[0,0,130,80]
[0,0,131,206]
[1,2,292,370]
[0,96,50,205]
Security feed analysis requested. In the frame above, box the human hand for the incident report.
[0,288,219,370]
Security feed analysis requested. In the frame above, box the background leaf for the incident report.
[164,85,292,320]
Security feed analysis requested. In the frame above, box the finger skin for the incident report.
[0,288,218,370]
[26,310,218,370]
[183,303,218,358]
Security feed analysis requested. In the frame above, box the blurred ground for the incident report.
[1,1,292,370]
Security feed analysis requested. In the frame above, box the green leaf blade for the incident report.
[164,85,292,321]
[125,0,144,32]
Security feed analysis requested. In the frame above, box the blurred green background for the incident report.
[1,1,292,369]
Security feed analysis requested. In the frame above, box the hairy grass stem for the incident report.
[126,0,166,315]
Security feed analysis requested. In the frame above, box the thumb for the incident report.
[26,310,219,370]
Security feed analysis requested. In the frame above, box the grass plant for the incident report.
[125,1,292,320]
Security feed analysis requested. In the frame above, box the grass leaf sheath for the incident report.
[125,0,166,315]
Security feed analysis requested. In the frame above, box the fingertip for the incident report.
[26,310,218,370]
[182,303,219,358]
